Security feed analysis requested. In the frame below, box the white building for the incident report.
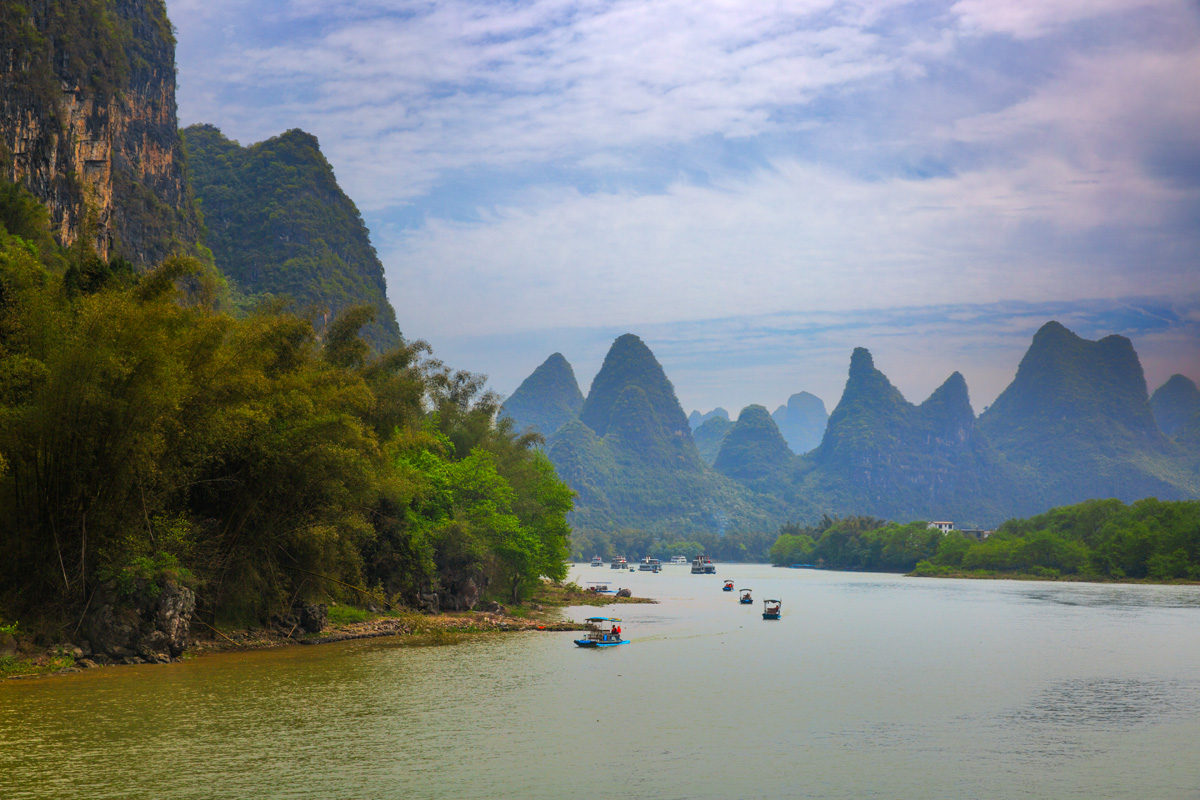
[928,521,954,534]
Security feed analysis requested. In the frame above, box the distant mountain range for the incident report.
[503,322,1199,533]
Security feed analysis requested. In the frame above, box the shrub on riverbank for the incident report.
[913,498,1200,580]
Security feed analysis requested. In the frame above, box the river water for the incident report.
[3,565,1200,799]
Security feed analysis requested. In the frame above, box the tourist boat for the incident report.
[610,556,628,570]
[586,582,614,594]
[762,599,782,620]
[739,588,753,604]
[691,555,716,574]
[590,555,603,567]
[574,617,627,648]
[723,579,734,592]
[638,557,662,572]
[669,556,689,564]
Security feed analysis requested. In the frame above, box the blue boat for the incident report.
[722,579,734,592]
[762,599,782,620]
[574,617,628,648]
[739,588,753,604]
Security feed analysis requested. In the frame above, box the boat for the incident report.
[574,617,627,648]
[739,588,753,604]
[610,556,628,570]
[722,579,734,592]
[585,582,614,594]
[691,555,716,574]
[762,599,781,620]
[590,555,603,567]
[638,557,662,572]
[669,556,689,565]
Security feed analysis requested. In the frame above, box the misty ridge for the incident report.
[502,324,1200,534]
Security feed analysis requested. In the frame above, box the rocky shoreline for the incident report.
[0,583,654,681]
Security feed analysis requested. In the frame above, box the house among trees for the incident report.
[928,521,954,534]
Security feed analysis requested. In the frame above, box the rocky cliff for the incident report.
[0,0,202,264]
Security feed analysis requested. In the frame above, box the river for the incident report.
[3,564,1200,799]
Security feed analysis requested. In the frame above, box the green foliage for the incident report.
[0,222,573,626]
[919,498,1200,581]
[767,515,941,572]
[182,125,401,351]
[97,553,196,599]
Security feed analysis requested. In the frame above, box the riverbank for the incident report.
[909,563,1200,583]
[0,581,656,681]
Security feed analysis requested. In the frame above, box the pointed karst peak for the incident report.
[926,371,971,408]
[713,404,793,481]
[849,347,875,376]
[579,334,689,439]
[500,352,584,436]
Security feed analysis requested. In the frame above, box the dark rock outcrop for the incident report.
[82,578,195,660]
[1,0,204,264]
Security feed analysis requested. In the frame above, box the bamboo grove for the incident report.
[0,183,572,629]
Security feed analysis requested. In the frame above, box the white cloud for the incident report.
[382,152,1195,342]
[951,0,1184,39]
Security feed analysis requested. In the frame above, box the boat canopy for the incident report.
[764,599,780,603]
[584,617,621,622]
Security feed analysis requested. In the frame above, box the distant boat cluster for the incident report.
[577,556,781,649]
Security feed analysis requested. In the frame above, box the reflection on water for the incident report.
[3,566,1200,800]
[1010,677,1198,728]
[1017,582,1200,609]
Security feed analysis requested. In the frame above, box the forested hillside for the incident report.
[183,125,401,350]
[545,335,780,534]
[0,182,572,631]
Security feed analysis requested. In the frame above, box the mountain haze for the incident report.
[1150,375,1200,438]
[693,416,734,465]
[771,392,828,454]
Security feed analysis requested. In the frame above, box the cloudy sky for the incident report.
[167,0,1200,416]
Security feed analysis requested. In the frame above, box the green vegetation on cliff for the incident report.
[183,124,401,350]
[0,187,571,632]
[793,353,1025,525]
[500,352,584,437]
[714,405,794,484]
[976,322,1195,506]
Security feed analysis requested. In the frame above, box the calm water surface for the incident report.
[3,565,1200,799]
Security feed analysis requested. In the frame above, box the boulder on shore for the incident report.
[83,578,195,660]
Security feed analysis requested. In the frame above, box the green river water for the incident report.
[3,564,1200,799]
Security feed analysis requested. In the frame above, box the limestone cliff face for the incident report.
[0,0,201,265]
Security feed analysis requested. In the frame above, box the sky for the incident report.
[166,0,1200,416]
